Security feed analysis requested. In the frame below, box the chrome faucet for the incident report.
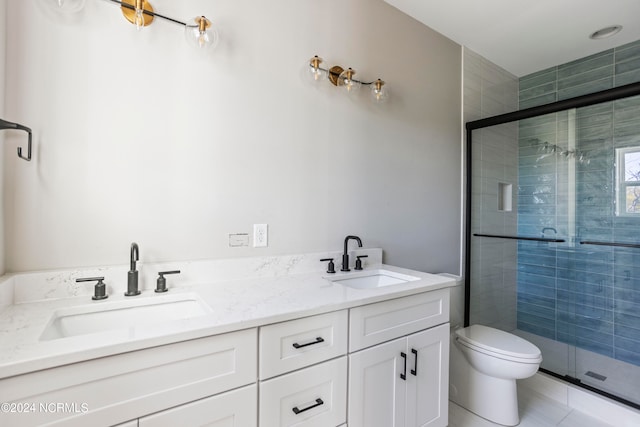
[341,235,363,272]
[125,242,141,296]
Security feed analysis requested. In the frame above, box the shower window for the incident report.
[616,147,640,215]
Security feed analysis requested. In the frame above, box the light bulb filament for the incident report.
[308,56,326,82]
[135,0,145,30]
[196,16,211,48]
[344,68,355,90]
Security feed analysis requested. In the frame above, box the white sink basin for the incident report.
[329,269,420,289]
[40,293,212,341]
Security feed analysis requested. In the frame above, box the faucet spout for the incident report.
[130,242,139,272]
[125,242,141,296]
[341,235,363,272]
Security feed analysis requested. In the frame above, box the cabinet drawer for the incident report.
[259,356,347,427]
[260,310,348,379]
[0,329,257,427]
[139,384,257,427]
[349,289,449,352]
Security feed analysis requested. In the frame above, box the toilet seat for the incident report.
[455,325,542,362]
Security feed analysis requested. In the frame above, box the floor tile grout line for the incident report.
[555,407,574,426]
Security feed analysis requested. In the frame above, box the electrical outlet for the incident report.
[253,224,268,247]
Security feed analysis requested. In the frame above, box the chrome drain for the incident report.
[585,371,607,381]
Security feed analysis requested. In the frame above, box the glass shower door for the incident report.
[468,94,640,408]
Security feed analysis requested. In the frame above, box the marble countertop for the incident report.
[0,254,454,379]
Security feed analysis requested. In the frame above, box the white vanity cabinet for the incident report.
[0,328,257,427]
[258,310,349,427]
[0,273,452,427]
[348,289,450,427]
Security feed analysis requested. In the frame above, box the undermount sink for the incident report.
[329,269,420,289]
[40,293,212,341]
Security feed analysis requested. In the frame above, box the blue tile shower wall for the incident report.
[517,40,640,366]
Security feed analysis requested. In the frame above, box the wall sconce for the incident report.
[48,0,218,49]
[306,55,389,103]
[114,0,218,49]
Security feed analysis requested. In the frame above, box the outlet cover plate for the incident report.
[253,224,268,248]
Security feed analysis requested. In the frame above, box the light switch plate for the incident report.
[229,233,249,247]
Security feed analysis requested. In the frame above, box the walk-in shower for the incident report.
[465,81,640,409]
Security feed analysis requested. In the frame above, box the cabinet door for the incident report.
[348,337,407,427]
[406,324,449,427]
[139,384,256,427]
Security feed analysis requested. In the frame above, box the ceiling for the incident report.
[383,0,640,77]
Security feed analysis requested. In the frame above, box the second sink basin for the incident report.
[40,293,213,341]
[330,269,420,289]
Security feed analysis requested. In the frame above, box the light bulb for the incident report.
[338,68,361,94]
[135,0,145,31]
[185,16,218,50]
[370,79,388,103]
[306,56,327,83]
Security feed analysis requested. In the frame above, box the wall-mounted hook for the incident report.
[0,118,32,161]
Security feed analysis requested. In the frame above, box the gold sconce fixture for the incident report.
[115,0,218,49]
[307,55,389,103]
[48,0,218,50]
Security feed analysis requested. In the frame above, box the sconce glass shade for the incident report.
[338,68,361,94]
[185,16,218,50]
[371,79,388,103]
[48,0,86,13]
[307,56,328,83]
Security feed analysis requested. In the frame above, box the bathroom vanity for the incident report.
[0,249,453,426]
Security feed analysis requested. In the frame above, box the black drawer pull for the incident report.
[400,352,407,380]
[292,337,325,349]
[411,348,418,376]
[292,398,324,415]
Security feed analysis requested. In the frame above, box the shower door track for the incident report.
[464,80,640,410]
[541,368,640,410]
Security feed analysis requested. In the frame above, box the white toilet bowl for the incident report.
[449,325,542,426]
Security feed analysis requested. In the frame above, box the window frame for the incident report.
[615,146,640,216]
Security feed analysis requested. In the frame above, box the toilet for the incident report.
[449,324,542,426]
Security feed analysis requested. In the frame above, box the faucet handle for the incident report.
[156,270,181,293]
[76,277,108,300]
[355,255,368,271]
[320,258,336,274]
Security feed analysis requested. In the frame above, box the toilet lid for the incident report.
[455,325,541,360]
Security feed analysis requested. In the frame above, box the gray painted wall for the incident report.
[3,0,462,274]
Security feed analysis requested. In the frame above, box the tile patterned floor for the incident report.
[448,387,615,427]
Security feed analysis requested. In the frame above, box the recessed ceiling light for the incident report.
[590,25,623,40]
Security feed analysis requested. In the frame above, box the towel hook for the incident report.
[0,118,32,161]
